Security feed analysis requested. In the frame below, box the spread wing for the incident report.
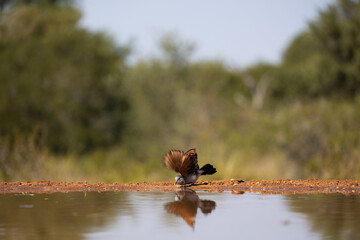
[183,148,199,176]
[163,149,199,177]
[163,150,186,174]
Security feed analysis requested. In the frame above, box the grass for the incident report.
[1,98,360,182]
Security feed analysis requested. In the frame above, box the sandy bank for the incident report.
[1,179,360,194]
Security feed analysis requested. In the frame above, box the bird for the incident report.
[164,190,216,228]
[163,148,217,185]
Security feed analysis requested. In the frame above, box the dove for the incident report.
[163,148,217,185]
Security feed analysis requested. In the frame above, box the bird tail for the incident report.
[200,164,217,175]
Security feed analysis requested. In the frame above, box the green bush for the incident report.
[0,4,130,153]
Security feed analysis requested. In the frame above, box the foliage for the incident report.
[0,0,73,11]
[271,32,327,99]
[310,0,360,97]
[272,0,360,99]
[287,194,360,240]
[0,4,130,153]
[1,0,360,182]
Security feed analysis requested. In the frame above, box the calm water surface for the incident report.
[0,190,359,240]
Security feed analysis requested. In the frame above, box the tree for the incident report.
[272,31,328,99]
[271,0,360,100]
[0,0,73,12]
[0,4,130,153]
[240,63,275,109]
[310,0,360,97]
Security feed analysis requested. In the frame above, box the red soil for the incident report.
[1,179,360,194]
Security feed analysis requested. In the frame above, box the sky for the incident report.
[79,0,335,68]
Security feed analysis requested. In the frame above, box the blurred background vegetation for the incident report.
[0,0,360,182]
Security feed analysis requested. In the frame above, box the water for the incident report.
[0,190,359,240]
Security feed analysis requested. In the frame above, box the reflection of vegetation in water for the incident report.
[286,194,360,240]
[0,192,133,240]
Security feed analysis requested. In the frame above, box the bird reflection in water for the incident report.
[164,190,216,229]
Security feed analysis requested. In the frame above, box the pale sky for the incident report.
[79,0,335,67]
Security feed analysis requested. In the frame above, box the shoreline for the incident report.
[1,179,359,194]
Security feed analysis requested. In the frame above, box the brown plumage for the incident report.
[163,148,199,177]
[163,148,217,185]
[165,190,216,228]
[165,193,197,228]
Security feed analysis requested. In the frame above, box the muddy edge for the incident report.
[1,179,360,195]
